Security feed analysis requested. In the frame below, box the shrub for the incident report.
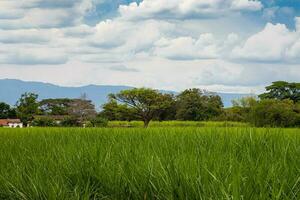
[60,117,80,127]
[91,117,108,127]
[249,99,298,127]
[32,117,56,127]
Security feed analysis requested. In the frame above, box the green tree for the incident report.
[259,81,300,103]
[39,98,72,115]
[67,99,97,123]
[109,88,172,127]
[221,96,258,122]
[156,94,177,121]
[176,89,223,121]
[0,102,17,119]
[249,99,298,127]
[16,93,40,125]
[32,117,56,127]
[101,100,137,121]
[90,117,108,127]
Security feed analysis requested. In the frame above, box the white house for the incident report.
[0,119,23,128]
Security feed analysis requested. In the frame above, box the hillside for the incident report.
[0,79,250,108]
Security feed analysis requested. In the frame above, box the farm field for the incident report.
[0,127,299,199]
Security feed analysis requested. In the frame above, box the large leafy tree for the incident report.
[109,88,173,127]
[67,99,97,123]
[176,89,223,121]
[39,98,72,115]
[16,93,40,125]
[259,81,300,103]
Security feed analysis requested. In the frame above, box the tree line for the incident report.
[0,81,299,128]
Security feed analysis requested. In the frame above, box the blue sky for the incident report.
[0,0,299,93]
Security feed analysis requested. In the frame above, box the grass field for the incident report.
[0,127,299,199]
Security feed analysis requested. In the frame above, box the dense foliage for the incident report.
[16,93,40,125]
[1,81,300,127]
[0,102,16,119]
[259,81,300,103]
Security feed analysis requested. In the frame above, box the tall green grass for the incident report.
[0,127,299,199]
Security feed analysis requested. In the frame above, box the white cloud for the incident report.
[230,0,263,11]
[0,44,68,65]
[153,34,220,60]
[0,0,92,29]
[119,0,263,20]
[232,22,299,62]
[0,0,299,93]
[0,29,57,44]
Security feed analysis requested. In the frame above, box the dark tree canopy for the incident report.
[109,88,173,127]
[16,93,40,125]
[39,98,72,115]
[0,102,17,119]
[176,89,223,121]
[249,99,300,127]
[259,81,300,103]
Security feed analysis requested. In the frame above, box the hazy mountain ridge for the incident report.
[0,79,250,108]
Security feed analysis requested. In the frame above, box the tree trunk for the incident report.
[143,119,150,128]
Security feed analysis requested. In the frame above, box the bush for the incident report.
[60,117,80,127]
[91,117,108,127]
[249,99,298,127]
[32,117,56,127]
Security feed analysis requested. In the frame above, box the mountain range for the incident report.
[0,79,250,108]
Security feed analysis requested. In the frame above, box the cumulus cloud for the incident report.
[153,34,220,60]
[0,29,56,44]
[0,0,92,29]
[0,44,68,65]
[0,0,299,93]
[232,18,300,62]
[119,0,263,20]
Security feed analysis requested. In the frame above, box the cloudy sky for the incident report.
[0,0,299,93]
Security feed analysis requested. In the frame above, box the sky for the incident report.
[0,0,300,93]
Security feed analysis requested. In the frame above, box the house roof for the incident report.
[0,119,22,126]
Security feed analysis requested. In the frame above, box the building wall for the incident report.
[8,123,23,128]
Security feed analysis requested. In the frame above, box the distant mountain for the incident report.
[0,79,251,108]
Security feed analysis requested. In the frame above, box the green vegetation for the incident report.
[107,120,249,128]
[0,81,300,128]
[0,127,299,199]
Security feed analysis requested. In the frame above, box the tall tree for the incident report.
[16,93,40,125]
[176,89,223,121]
[67,99,97,123]
[109,88,173,127]
[39,98,72,115]
[259,81,300,103]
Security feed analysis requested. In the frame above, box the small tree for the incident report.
[110,88,172,127]
[16,93,40,125]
